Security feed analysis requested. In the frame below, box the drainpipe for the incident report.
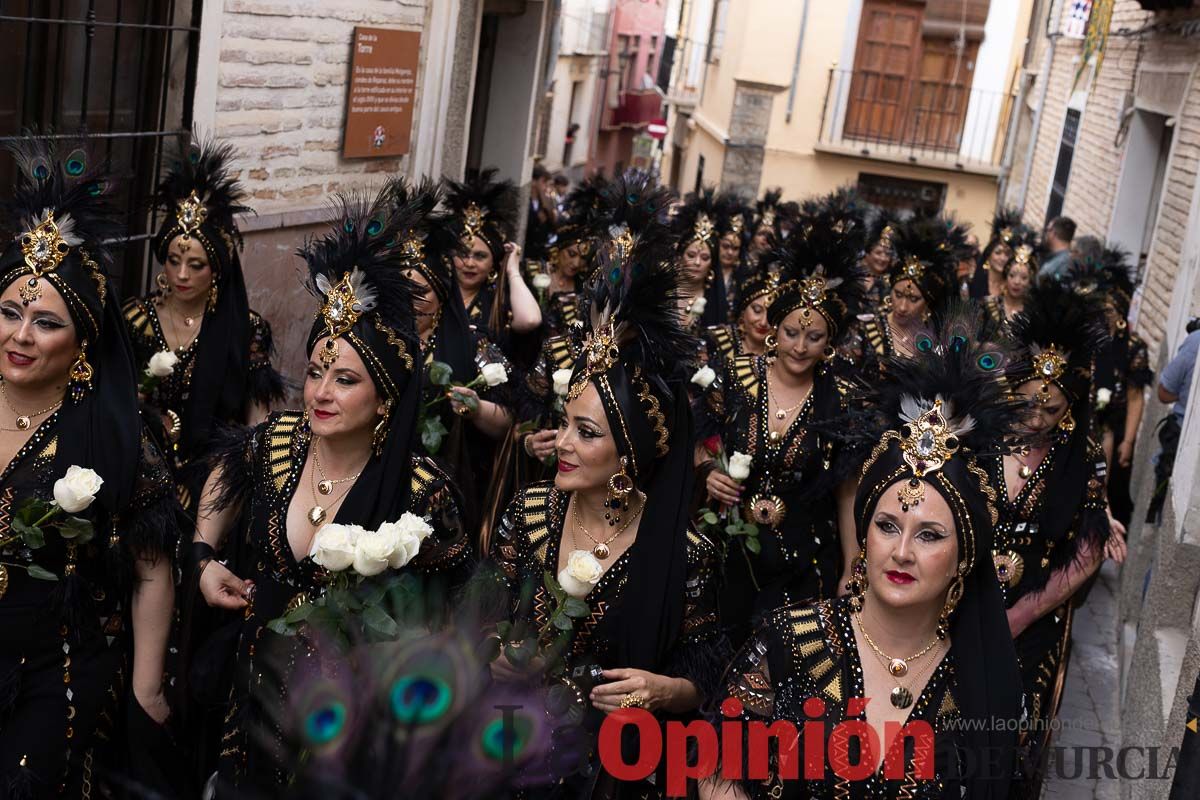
[996,69,1030,208]
[1015,0,1062,215]
[785,0,812,123]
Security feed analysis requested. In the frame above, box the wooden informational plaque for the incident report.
[342,27,421,159]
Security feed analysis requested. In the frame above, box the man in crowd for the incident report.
[1147,319,1200,523]
[1039,216,1076,281]
[524,163,558,262]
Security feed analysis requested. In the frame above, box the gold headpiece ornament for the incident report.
[609,224,635,262]
[1030,344,1067,404]
[567,322,619,402]
[1013,244,1034,268]
[877,224,896,250]
[1000,227,1014,244]
[461,202,487,243]
[18,211,79,305]
[894,396,972,509]
[315,270,374,367]
[729,215,744,236]
[175,190,208,240]
[760,209,777,230]
[897,255,925,284]
[692,212,715,247]
[399,234,425,268]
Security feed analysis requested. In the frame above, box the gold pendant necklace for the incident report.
[0,379,62,431]
[307,437,365,526]
[571,492,642,559]
[855,611,941,709]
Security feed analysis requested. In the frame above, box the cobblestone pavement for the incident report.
[1041,560,1122,800]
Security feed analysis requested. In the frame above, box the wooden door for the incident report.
[844,0,923,143]
[909,36,981,151]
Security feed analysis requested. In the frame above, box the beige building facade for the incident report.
[1000,3,1200,797]
[663,0,1034,233]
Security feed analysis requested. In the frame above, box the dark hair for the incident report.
[1002,257,1033,280]
[553,174,569,187]
[532,164,550,181]
[1072,234,1103,265]
[1047,216,1076,244]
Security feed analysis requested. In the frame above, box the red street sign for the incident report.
[647,118,668,140]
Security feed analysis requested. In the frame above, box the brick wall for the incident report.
[1021,1,1200,361]
[212,0,429,215]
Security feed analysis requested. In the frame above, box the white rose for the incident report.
[379,512,433,568]
[1095,387,1112,410]
[147,350,179,378]
[552,368,573,397]
[353,528,396,577]
[53,465,103,513]
[690,296,707,316]
[728,452,753,482]
[691,366,717,389]
[558,549,603,598]
[309,523,360,572]
[532,273,552,290]
[480,362,509,387]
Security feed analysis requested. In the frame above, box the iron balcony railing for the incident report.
[816,68,1009,172]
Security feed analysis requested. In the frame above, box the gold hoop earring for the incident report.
[1058,408,1076,443]
[848,546,868,612]
[765,333,778,364]
[68,341,94,403]
[371,399,394,456]
[936,571,966,640]
[604,457,633,528]
[155,272,171,299]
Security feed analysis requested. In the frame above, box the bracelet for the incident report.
[191,540,217,565]
[522,433,535,458]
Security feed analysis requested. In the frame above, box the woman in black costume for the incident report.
[124,135,284,513]
[694,210,864,648]
[0,138,181,795]
[704,307,1025,799]
[490,173,725,798]
[674,188,728,330]
[191,189,471,795]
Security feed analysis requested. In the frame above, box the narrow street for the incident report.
[1042,561,1123,800]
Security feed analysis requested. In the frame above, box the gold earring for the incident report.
[207,282,219,312]
[848,547,868,612]
[604,457,633,529]
[371,399,393,456]
[155,272,171,299]
[765,333,778,364]
[936,570,966,639]
[1058,408,1076,442]
[68,341,94,403]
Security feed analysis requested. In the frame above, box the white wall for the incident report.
[961,0,1022,162]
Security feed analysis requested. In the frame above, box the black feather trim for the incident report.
[1008,281,1109,401]
[204,423,259,515]
[442,166,519,242]
[154,132,250,230]
[662,633,734,705]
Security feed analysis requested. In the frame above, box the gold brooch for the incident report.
[1000,226,1014,244]
[400,234,425,268]
[1013,244,1033,268]
[899,255,925,283]
[760,209,776,229]
[898,397,962,478]
[317,272,369,366]
[992,550,1025,588]
[462,202,487,243]
[567,323,619,401]
[609,224,635,262]
[176,190,208,239]
[878,225,895,249]
[693,212,715,247]
[897,478,926,512]
[729,215,744,235]
[1030,344,1067,402]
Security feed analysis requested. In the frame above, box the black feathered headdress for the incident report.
[845,304,1023,800]
[754,188,783,233]
[1070,242,1137,318]
[767,209,867,343]
[716,192,753,247]
[1,135,140,515]
[888,214,961,310]
[1008,280,1107,408]
[865,207,901,256]
[442,167,518,265]
[566,169,697,676]
[387,176,461,304]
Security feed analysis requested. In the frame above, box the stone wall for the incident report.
[719,81,780,199]
[211,0,431,215]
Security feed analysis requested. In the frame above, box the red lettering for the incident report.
[802,697,826,780]
[828,719,878,782]
[720,698,744,781]
[665,720,719,797]
[597,708,661,781]
[747,720,800,780]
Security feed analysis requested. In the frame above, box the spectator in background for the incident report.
[1039,215,1076,281]
[552,173,570,218]
[1072,234,1104,268]
[1147,319,1200,523]
[524,163,558,262]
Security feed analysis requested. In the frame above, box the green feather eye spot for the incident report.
[64,150,86,177]
[950,334,967,353]
[391,674,452,725]
[343,219,356,234]
[86,181,106,197]
[608,267,621,284]
[304,701,346,747]
[916,335,934,353]
[480,714,533,761]
[31,159,50,180]
[626,193,637,204]
[366,218,384,237]
[188,148,201,165]
[978,353,999,370]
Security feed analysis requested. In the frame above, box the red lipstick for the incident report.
[885,570,915,585]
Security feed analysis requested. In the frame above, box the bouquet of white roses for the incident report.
[268,513,434,641]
